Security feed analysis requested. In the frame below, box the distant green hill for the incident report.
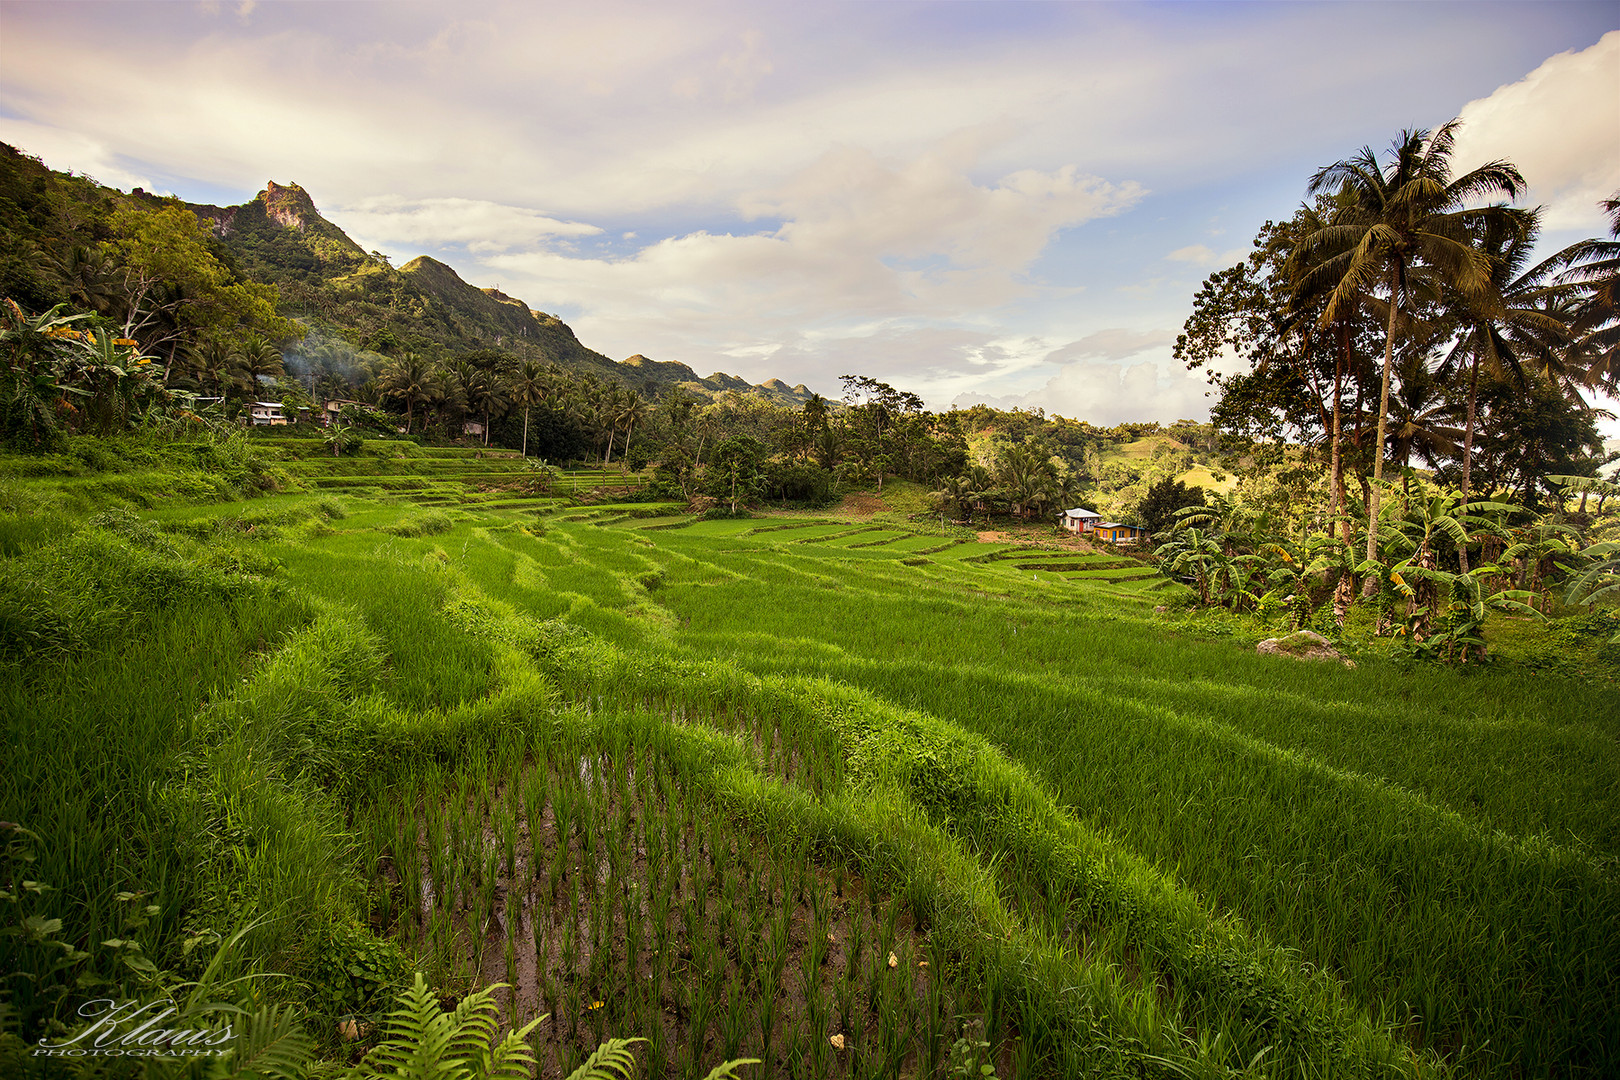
[0,141,817,406]
[186,179,817,405]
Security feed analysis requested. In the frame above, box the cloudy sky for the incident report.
[1,1,1617,434]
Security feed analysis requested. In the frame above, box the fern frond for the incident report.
[446,987,505,1074]
[481,1020,543,1080]
[700,1058,762,1080]
[207,1004,314,1080]
[564,1036,646,1080]
[357,973,459,1080]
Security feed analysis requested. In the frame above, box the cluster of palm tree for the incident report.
[376,352,647,461]
[1298,129,1612,563]
[1184,121,1617,599]
[1154,475,1617,661]
[934,441,1077,523]
[174,335,285,401]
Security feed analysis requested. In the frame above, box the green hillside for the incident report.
[0,142,816,406]
[192,179,816,405]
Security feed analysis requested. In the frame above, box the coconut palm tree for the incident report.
[52,245,122,318]
[616,391,646,472]
[468,367,508,446]
[935,475,975,523]
[996,441,1062,520]
[427,365,467,435]
[186,337,238,399]
[1555,194,1620,392]
[510,360,548,458]
[232,335,285,401]
[1297,122,1524,582]
[1384,351,1463,475]
[597,382,627,464]
[380,352,433,433]
[1437,208,1574,569]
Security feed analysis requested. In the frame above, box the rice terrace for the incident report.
[2,432,1615,1080]
[3,7,1620,1079]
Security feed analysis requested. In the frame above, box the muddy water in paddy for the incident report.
[373,749,1015,1078]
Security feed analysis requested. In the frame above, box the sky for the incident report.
[1,0,1617,440]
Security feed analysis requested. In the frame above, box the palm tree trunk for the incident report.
[1457,354,1481,574]
[1332,328,1348,540]
[1331,331,1354,627]
[1411,540,1437,642]
[1364,264,1400,594]
[603,428,616,465]
[522,406,530,459]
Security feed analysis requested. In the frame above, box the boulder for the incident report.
[337,1019,374,1042]
[1256,630,1353,666]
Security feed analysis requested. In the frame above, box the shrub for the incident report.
[379,511,454,537]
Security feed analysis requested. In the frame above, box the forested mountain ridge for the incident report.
[179,176,817,405]
[0,142,817,406]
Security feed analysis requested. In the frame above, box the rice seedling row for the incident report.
[354,713,1014,1079]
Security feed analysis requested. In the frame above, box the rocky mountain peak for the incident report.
[259,181,318,232]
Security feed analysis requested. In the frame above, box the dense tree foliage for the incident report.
[1137,477,1207,539]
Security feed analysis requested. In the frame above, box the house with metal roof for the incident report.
[1059,507,1102,533]
[1091,521,1147,544]
[248,401,287,426]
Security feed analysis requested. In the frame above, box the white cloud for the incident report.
[477,140,1143,381]
[1166,244,1248,266]
[716,28,774,103]
[1008,352,1218,426]
[1453,30,1620,231]
[1045,329,1178,363]
[743,144,1143,275]
[0,118,154,192]
[326,196,602,255]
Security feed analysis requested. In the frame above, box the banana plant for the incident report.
[1308,524,1363,626]
[1416,563,1543,663]
[1501,516,1586,610]
[1260,535,1347,628]
[1172,491,1257,557]
[66,325,164,433]
[0,301,93,448]
[1548,473,1620,517]
[1562,540,1620,640]
[1155,527,1226,605]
